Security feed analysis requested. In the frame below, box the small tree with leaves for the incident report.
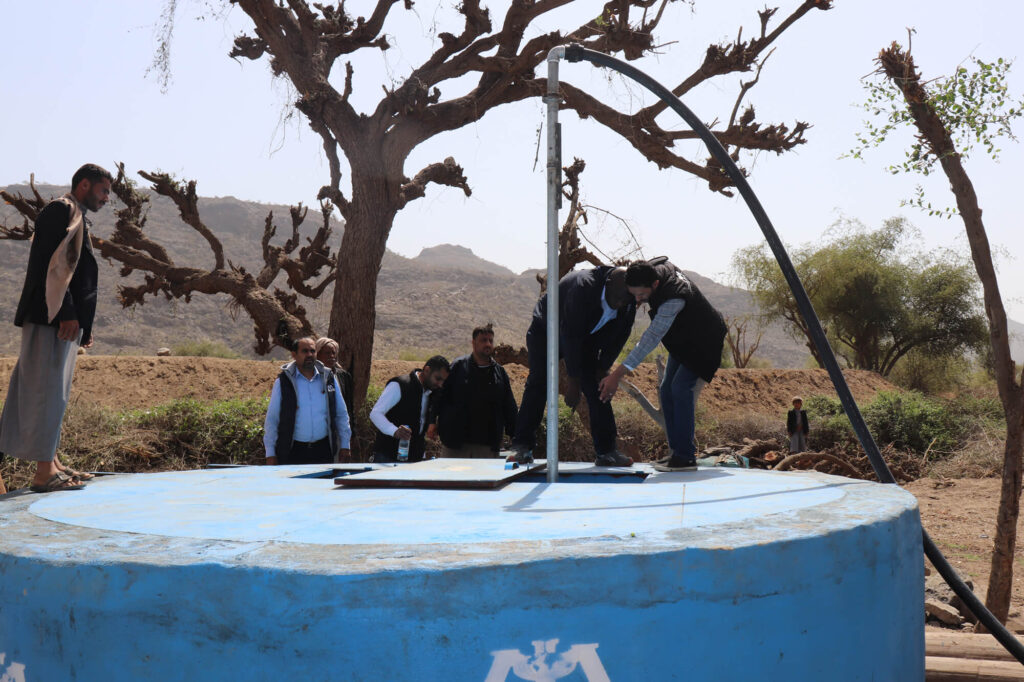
[733,217,986,376]
[851,39,1024,623]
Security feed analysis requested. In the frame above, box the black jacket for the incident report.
[373,371,436,462]
[532,266,636,378]
[437,355,518,452]
[787,409,810,436]
[645,256,726,383]
[14,201,98,345]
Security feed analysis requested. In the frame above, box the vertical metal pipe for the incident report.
[544,47,565,482]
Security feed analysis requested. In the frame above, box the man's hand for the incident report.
[598,365,628,402]
[266,456,278,466]
[336,448,351,463]
[563,378,581,410]
[394,425,413,441]
[426,423,438,440]
[57,319,80,342]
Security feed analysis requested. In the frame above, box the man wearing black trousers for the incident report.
[437,324,518,458]
[510,266,636,466]
[370,356,450,463]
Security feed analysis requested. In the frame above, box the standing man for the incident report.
[510,265,636,466]
[264,337,351,465]
[0,164,111,492]
[787,396,809,454]
[436,324,518,458]
[599,257,727,472]
[314,336,354,424]
[370,356,450,463]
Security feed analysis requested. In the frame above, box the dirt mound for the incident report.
[0,357,897,415]
[701,368,898,416]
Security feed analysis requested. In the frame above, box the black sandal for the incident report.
[29,471,86,493]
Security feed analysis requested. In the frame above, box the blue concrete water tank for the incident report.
[0,464,923,681]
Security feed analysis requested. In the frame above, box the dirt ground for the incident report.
[905,477,1024,623]
[1,355,1017,614]
[0,356,897,415]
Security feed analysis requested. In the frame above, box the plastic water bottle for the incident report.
[397,426,410,462]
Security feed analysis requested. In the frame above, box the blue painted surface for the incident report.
[0,467,924,681]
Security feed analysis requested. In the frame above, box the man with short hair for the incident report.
[370,356,450,463]
[0,164,112,492]
[599,256,727,472]
[263,337,351,465]
[510,265,636,466]
[436,324,518,458]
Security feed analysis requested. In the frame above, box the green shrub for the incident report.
[803,394,844,418]
[888,349,973,394]
[132,397,268,464]
[862,391,968,455]
[171,339,242,359]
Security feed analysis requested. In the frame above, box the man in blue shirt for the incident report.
[264,337,351,465]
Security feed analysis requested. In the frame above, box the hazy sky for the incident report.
[3,1,1024,317]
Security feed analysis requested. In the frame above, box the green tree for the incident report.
[732,217,987,376]
[853,42,1024,624]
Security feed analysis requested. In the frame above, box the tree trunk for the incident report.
[989,405,1024,624]
[327,168,400,416]
[935,151,1024,624]
[877,44,1024,622]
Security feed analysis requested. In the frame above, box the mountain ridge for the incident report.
[1,183,963,369]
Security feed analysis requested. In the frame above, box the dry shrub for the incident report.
[1,399,152,491]
[699,411,784,448]
[0,397,267,492]
[926,430,1003,479]
[612,402,671,462]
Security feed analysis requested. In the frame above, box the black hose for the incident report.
[563,43,1024,664]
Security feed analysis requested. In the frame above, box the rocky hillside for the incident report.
[0,182,808,365]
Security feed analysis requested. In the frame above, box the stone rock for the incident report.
[925,598,965,626]
[925,574,956,604]
[157,348,171,357]
[951,594,979,624]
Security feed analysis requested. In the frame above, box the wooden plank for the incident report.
[334,458,544,489]
[926,655,1024,681]
[927,630,1021,663]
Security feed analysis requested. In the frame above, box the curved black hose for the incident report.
[563,43,1024,663]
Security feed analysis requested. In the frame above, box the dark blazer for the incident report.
[787,409,809,436]
[533,266,636,379]
[14,201,98,345]
[437,354,518,452]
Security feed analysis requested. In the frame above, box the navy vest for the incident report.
[274,365,339,458]
[646,257,727,382]
[373,371,429,462]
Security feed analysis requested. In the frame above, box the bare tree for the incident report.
[725,314,764,368]
[221,0,830,408]
[1,166,336,354]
